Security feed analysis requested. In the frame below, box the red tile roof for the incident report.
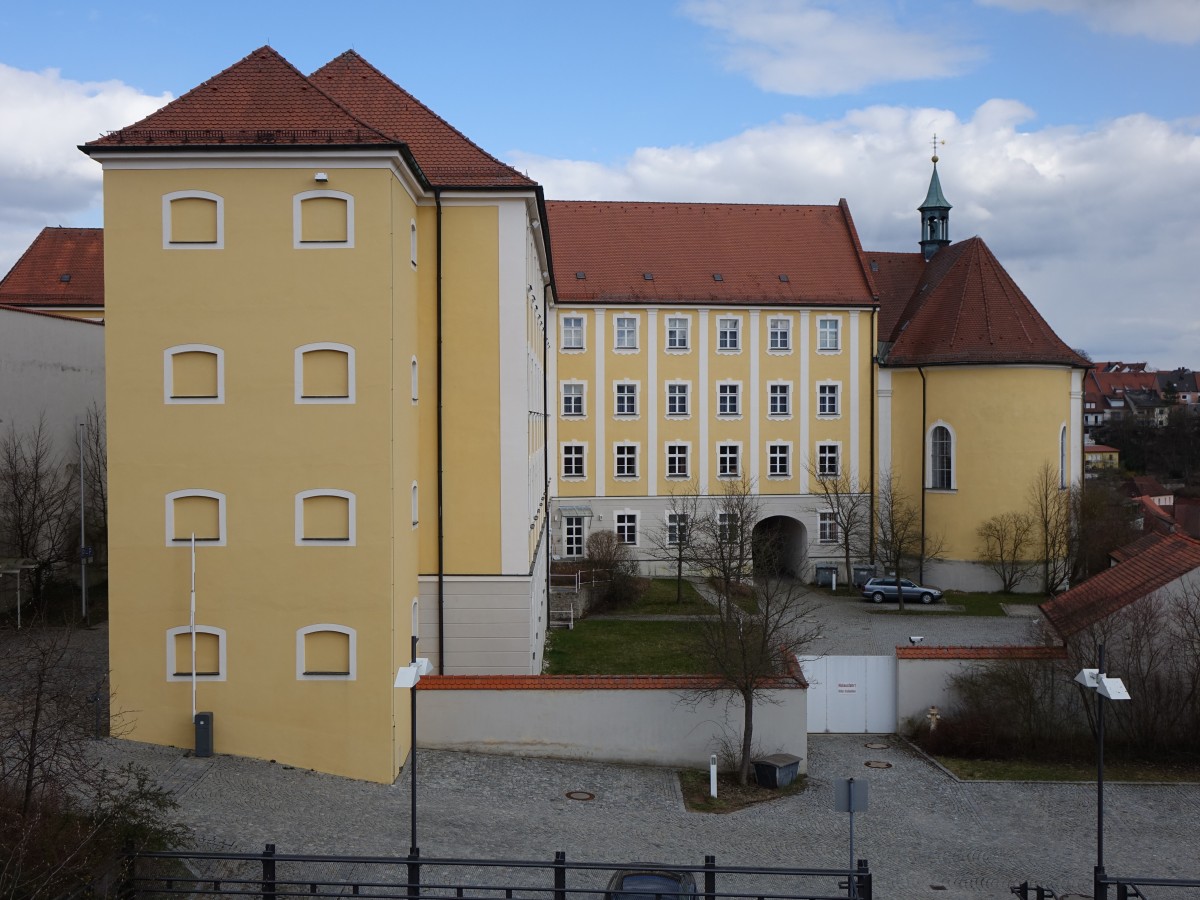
[1039,531,1200,638]
[880,237,1088,368]
[0,227,103,308]
[864,250,925,337]
[310,51,534,189]
[896,645,1067,660]
[84,46,395,150]
[547,200,877,306]
[418,672,806,690]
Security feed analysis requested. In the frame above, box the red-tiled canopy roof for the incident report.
[547,200,878,306]
[880,237,1087,368]
[1040,532,1200,638]
[310,51,534,189]
[0,227,103,308]
[85,46,395,149]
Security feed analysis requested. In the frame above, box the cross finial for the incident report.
[931,133,945,164]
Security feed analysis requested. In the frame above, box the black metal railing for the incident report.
[123,847,871,900]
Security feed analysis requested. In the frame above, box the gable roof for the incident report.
[0,227,104,308]
[1039,531,1200,638]
[880,237,1087,368]
[547,200,878,306]
[309,51,535,189]
[84,46,395,150]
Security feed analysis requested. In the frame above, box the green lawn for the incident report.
[628,578,712,615]
[543,619,711,674]
[870,591,1047,616]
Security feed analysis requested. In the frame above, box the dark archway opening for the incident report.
[751,516,808,577]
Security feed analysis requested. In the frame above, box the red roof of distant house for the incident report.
[896,645,1066,660]
[1084,445,1119,454]
[0,227,103,308]
[880,237,1087,368]
[547,200,877,306]
[309,51,534,189]
[1040,532,1200,638]
[1125,475,1171,499]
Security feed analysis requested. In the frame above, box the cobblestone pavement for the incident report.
[93,734,1200,900]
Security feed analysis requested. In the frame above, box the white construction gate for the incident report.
[798,655,897,733]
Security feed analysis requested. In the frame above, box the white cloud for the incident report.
[0,64,169,274]
[680,0,984,95]
[977,0,1200,43]
[514,103,1200,369]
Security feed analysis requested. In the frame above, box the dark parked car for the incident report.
[861,577,943,604]
[605,869,698,900]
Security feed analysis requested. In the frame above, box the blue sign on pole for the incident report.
[80,547,94,560]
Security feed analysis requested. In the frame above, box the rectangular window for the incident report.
[667,383,690,416]
[300,196,349,243]
[173,631,221,677]
[718,444,740,477]
[562,383,584,416]
[615,383,638,416]
[768,444,790,477]
[563,444,585,477]
[718,383,741,416]
[768,318,791,351]
[562,316,584,350]
[769,383,791,417]
[718,317,740,351]
[666,443,689,478]
[303,494,350,541]
[615,444,638,478]
[170,197,219,244]
[171,350,220,399]
[615,316,638,350]
[818,317,840,351]
[819,511,838,543]
[718,512,739,543]
[616,513,638,545]
[303,630,351,676]
[818,443,840,477]
[818,383,839,416]
[666,317,689,350]
[667,513,689,546]
[564,516,584,558]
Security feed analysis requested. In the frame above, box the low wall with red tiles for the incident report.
[895,645,1067,729]
[415,673,807,771]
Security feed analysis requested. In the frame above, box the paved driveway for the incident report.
[94,732,1199,900]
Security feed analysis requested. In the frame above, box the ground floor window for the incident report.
[564,516,584,557]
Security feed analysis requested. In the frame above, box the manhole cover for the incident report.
[864,760,892,769]
[864,742,889,750]
[565,790,595,801]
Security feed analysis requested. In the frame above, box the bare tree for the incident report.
[874,470,944,611]
[806,466,872,593]
[583,530,639,611]
[0,418,78,604]
[647,486,702,604]
[976,511,1037,592]
[685,478,821,784]
[82,403,108,575]
[1028,462,1071,594]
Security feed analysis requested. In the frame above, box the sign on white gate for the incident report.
[799,656,897,733]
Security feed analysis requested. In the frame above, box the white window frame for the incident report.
[768,317,792,352]
[819,511,838,544]
[411,482,419,528]
[817,316,841,352]
[295,489,357,546]
[926,421,957,491]
[411,357,419,404]
[410,219,418,268]
[614,443,639,478]
[717,381,742,417]
[293,190,355,249]
[666,512,689,546]
[562,443,586,479]
[614,381,639,417]
[162,190,224,250]
[165,489,227,547]
[767,441,792,478]
[563,515,585,558]
[295,342,356,404]
[614,315,639,352]
[560,315,586,351]
[718,512,739,543]
[166,625,227,682]
[615,511,639,546]
[767,381,792,418]
[717,442,742,478]
[561,381,586,417]
[164,344,225,404]
[296,624,357,681]
[817,381,840,418]
[666,382,691,417]
[817,442,841,478]
[1059,424,1068,489]
[665,442,690,479]
[717,316,741,352]
[665,315,691,352]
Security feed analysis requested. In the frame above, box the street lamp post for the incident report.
[395,641,431,898]
[1075,643,1130,900]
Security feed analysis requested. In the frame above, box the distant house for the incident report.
[0,227,104,321]
[1083,444,1119,471]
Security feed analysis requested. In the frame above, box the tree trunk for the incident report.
[739,688,754,786]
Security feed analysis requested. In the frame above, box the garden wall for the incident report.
[417,673,808,772]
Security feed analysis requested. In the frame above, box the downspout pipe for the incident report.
[543,282,552,638]
[435,188,445,674]
[869,309,877,566]
[918,365,927,585]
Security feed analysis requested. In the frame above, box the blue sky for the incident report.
[2,0,1198,367]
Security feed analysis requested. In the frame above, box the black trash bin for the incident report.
[194,711,214,758]
[752,753,802,788]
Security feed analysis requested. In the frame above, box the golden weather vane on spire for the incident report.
[931,133,945,164]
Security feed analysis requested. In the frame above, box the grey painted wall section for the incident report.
[418,684,808,770]
[418,574,541,675]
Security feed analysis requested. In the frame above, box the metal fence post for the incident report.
[261,844,276,900]
[554,851,567,900]
[704,855,716,900]
[856,859,870,900]
[408,847,421,898]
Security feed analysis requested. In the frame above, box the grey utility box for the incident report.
[194,712,214,758]
[752,753,802,788]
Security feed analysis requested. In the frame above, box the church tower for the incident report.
[919,152,952,261]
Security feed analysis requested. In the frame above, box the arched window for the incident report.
[165,489,226,546]
[166,625,227,681]
[164,344,224,404]
[293,190,354,248]
[295,343,355,403]
[929,424,954,490]
[163,191,224,249]
[296,624,356,680]
[295,490,356,546]
[1060,425,1068,489]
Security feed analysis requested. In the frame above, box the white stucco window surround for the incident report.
[165,489,227,547]
[164,344,225,404]
[295,489,357,546]
[294,342,356,404]
[296,624,357,681]
[162,191,224,250]
[817,316,842,353]
[166,625,227,682]
[293,190,355,249]
[925,421,957,491]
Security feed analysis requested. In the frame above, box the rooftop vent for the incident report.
[643,273,654,281]
[575,272,586,280]
[59,274,71,283]
[778,274,789,283]
[712,273,723,282]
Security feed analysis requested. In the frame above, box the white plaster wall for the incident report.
[896,658,977,730]
[418,685,807,770]
[0,309,104,452]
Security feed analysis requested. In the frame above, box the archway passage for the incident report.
[752,516,808,577]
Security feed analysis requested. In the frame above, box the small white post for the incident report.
[831,570,838,593]
[709,754,718,797]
